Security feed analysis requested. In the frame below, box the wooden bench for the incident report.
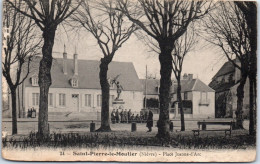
[192,121,233,137]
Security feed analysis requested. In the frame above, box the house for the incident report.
[171,74,215,119]
[11,50,144,118]
[140,74,215,119]
[209,59,250,118]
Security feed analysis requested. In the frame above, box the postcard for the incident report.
[2,0,256,162]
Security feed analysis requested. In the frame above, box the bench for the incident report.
[192,121,233,137]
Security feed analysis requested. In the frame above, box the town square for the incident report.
[1,0,257,162]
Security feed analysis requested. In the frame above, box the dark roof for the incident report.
[141,78,214,95]
[209,81,237,93]
[209,60,238,92]
[213,60,235,79]
[140,79,160,95]
[23,56,143,91]
[173,79,215,93]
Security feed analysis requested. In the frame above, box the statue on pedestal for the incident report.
[110,75,123,100]
[115,81,123,100]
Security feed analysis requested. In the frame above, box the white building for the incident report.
[171,74,215,119]
[12,51,143,118]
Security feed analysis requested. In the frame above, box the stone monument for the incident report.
[111,78,125,108]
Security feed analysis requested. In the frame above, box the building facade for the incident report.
[209,59,250,118]
[141,74,215,119]
[11,51,143,118]
[171,74,215,119]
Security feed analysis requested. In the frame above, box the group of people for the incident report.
[27,107,36,118]
[111,108,154,132]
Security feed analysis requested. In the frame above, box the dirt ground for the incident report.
[2,119,249,136]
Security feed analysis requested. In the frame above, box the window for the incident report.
[85,94,91,107]
[201,92,207,101]
[110,82,114,88]
[199,92,209,105]
[71,78,78,87]
[109,95,115,106]
[228,74,234,83]
[157,86,160,93]
[97,94,102,107]
[184,92,188,100]
[32,77,38,86]
[72,94,78,98]
[59,94,66,106]
[48,93,53,106]
[108,78,114,88]
[32,93,39,106]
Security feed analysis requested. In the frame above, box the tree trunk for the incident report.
[177,78,185,131]
[235,71,247,129]
[38,28,56,135]
[156,45,173,139]
[249,77,255,135]
[253,76,256,133]
[96,56,112,132]
[11,88,17,135]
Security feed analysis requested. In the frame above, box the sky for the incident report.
[52,24,228,85]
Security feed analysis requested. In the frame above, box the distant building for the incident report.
[11,50,143,117]
[171,74,215,119]
[140,79,160,112]
[209,59,249,118]
[141,74,215,119]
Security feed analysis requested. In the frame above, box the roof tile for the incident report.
[24,57,143,91]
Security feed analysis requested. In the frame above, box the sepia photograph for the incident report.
[1,0,257,162]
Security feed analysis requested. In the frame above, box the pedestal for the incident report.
[112,99,125,109]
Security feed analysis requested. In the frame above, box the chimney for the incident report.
[63,44,67,75]
[74,49,78,76]
[183,73,188,80]
[188,74,193,80]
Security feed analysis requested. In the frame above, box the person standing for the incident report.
[135,114,141,123]
[124,109,128,123]
[120,109,124,123]
[146,109,153,132]
[111,109,116,124]
[144,109,149,122]
[127,109,132,123]
[115,109,119,123]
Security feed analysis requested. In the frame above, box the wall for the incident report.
[171,92,193,119]
[192,91,215,118]
[24,87,143,114]
[172,92,192,101]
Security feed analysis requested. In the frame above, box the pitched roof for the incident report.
[173,79,215,93]
[209,59,238,93]
[140,79,160,95]
[192,79,215,92]
[213,60,235,79]
[23,56,143,91]
[141,78,214,95]
[209,80,237,93]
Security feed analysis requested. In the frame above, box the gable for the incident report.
[173,79,214,93]
[213,60,235,79]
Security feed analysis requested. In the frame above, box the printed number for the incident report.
[60,151,65,156]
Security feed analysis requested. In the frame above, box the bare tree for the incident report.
[72,0,137,131]
[234,2,256,135]
[118,0,210,138]
[172,29,196,131]
[2,2,41,134]
[7,0,82,135]
[202,2,251,129]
